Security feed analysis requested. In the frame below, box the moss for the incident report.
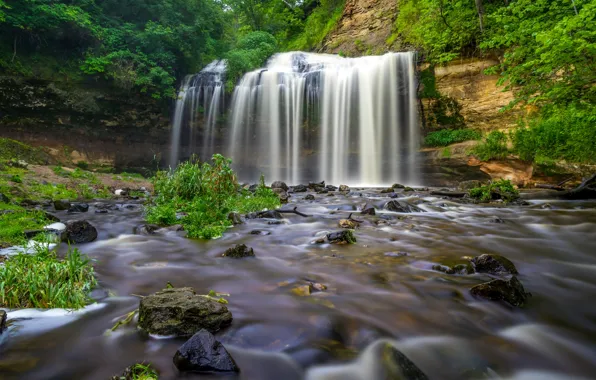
[0,138,50,164]
[0,204,50,247]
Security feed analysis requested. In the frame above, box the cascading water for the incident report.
[170,52,419,185]
[168,60,226,166]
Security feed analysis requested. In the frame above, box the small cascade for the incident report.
[169,60,226,166]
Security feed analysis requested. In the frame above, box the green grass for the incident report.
[0,138,49,164]
[472,131,509,161]
[28,182,79,201]
[468,179,519,203]
[0,204,50,246]
[113,363,159,380]
[424,128,482,147]
[146,155,280,239]
[0,245,97,309]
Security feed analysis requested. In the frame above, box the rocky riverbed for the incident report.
[1,185,596,379]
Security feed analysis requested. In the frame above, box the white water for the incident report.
[168,60,226,166]
[170,52,419,185]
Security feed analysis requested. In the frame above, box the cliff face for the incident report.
[0,77,171,171]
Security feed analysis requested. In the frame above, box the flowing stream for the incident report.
[2,191,596,379]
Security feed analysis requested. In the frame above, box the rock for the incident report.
[327,192,334,196]
[384,200,424,213]
[305,194,315,201]
[471,254,518,275]
[222,244,255,258]
[380,188,394,193]
[378,343,429,380]
[403,187,414,192]
[42,211,60,222]
[248,184,259,192]
[384,252,408,257]
[271,181,289,191]
[134,224,160,235]
[327,230,356,244]
[339,184,350,192]
[173,329,239,373]
[139,287,233,336]
[277,191,290,203]
[0,310,6,334]
[326,185,338,191]
[293,184,308,192]
[430,190,467,198]
[64,220,98,243]
[489,216,505,223]
[312,237,326,244]
[317,189,329,194]
[257,210,283,219]
[23,229,46,239]
[470,276,530,307]
[53,199,71,211]
[339,219,358,229]
[308,181,325,189]
[228,212,243,225]
[67,203,89,213]
[44,222,66,235]
[392,183,405,189]
[95,209,108,214]
[361,205,376,215]
[458,180,483,191]
[250,230,271,236]
[291,285,312,296]
[388,192,399,198]
[432,263,473,275]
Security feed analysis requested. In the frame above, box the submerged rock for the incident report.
[379,343,429,380]
[173,329,239,373]
[64,220,97,243]
[228,212,244,225]
[305,194,315,201]
[384,200,424,213]
[53,199,71,211]
[327,230,356,244]
[339,184,350,192]
[250,230,271,236]
[293,184,308,192]
[68,203,89,213]
[139,287,232,336]
[470,276,530,307]
[257,210,283,219]
[222,244,255,258]
[134,224,160,235]
[471,254,518,275]
[0,310,6,334]
[361,205,376,215]
[291,285,312,297]
[432,263,474,275]
[271,181,289,191]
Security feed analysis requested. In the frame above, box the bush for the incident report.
[469,179,519,203]
[224,32,277,91]
[511,107,596,163]
[0,246,97,309]
[146,154,280,239]
[424,128,482,147]
[473,131,509,161]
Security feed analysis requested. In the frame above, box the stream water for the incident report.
[2,190,596,379]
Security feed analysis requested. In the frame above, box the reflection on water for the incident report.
[1,193,596,379]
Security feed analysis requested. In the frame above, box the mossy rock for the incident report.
[0,138,51,165]
[138,287,233,337]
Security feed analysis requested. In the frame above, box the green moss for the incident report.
[0,204,50,246]
[469,179,519,203]
[0,138,49,164]
[424,128,482,147]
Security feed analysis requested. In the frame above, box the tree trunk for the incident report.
[475,0,484,32]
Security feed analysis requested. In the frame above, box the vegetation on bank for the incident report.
[146,154,280,239]
[424,129,482,147]
[469,179,519,203]
[0,204,50,247]
[0,245,97,309]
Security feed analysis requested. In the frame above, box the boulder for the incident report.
[256,210,283,219]
[339,219,358,229]
[471,254,518,275]
[138,287,233,336]
[53,199,71,211]
[134,224,160,235]
[327,230,356,244]
[384,200,424,213]
[378,343,429,380]
[271,181,289,191]
[308,181,325,190]
[305,194,315,201]
[173,329,239,373]
[392,183,405,189]
[222,244,255,258]
[326,185,338,191]
[339,184,350,192]
[403,187,414,192]
[380,188,394,193]
[68,203,89,213]
[0,310,6,334]
[64,220,98,243]
[293,184,308,192]
[470,276,530,307]
[361,205,376,215]
[227,212,244,225]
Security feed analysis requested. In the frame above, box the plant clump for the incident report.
[146,154,280,239]
[424,128,482,147]
[468,179,519,203]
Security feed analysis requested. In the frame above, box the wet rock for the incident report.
[327,192,335,197]
[114,189,128,197]
[327,230,356,244]
[471,254,518,275]
[138,287,233,336]
[248,184,259,193]
[432,264,474,275]
[257,210,283,219]
[23,229,46,239]
[305,194,315,201]
[64,220,97,243]
[53,199,71,211]
[379,343,429,380]
[312,237,326,244]
[134,224,160,235]
[470,276,530,307]
[339,219,358,229]
[165,224,185,232]
[67,203,89,213]
[326,185,338,191]
[0,310,6,334]
[489,216,505,223]
[271,181,289,191]
[339,184,350,192]
[309,181,325,190]
[291,285,312,296]
[222,244,255,258]
[361,205,376,215]
[228,212,244,225]
[0,193,9,203]
[277,191,290,203]
[95,209,108,214]
[250,230,271,236]
[317,189,329,194]
[380,188,394,193]
[458,180,483,191]
[392,183,405,189]
[20,199,40,207]
[42,211,60,222]
[388,192,399,198]
[384,251,408,257]
[403,187,415,192]
[384,200,424,213]
[293,184,308,192]
[268,220,285,225]
[430,190,467,198]
[173,329,239,373]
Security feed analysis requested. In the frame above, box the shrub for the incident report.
[146,154,280,239]
[469,179,519,203]
[473,131,509,161]
[0,246,97,309]
[424,128,482,147]
[76,161,89,170]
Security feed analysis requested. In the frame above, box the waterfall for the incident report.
[168,60,226,166]
[170,52,419,186]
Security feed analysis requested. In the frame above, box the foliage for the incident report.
[0,138,48,164]
[472,131,509,161]
[224,31,277,91]
[146,154,280,239]
[0,245,97,309]
[0,204,50,246]
[469,179,519,203]
[112,363,159,380]
[285,0,345,51]
[424,128,482,147]
[511,106,596,163]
